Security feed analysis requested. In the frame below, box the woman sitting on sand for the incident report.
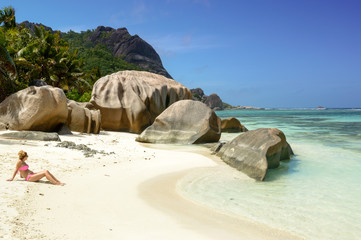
[7,150,64,185]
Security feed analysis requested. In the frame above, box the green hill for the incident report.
[62,30,141,77]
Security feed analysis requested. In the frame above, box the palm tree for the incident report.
[16,26,90,92]
[0,6,16,30]
[0,44,17,102]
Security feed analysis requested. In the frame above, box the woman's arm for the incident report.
[7,160,22,181]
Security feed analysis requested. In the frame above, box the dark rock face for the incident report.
[29,79,47,87]
[0,131,60,141]
[221,117,248,133]
[57,124,73,135]
[20,23,172,79]
[190,88,224,110]
[136,100,221,144]
[204,93,223,110]
[88,26,172,79]
[19,21,55,34]
[217,128,293,181]
[190,88,205,100]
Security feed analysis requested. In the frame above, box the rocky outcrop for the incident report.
[233,106,265,110]
[0,131,60,141]
[29,79,47,87]
[90,71,191,133]
[0,86,68,132]
[19,21,55,34]
[204,93,223,110]
[190,88,205,101]
[221,117,248,133]
[20,23,172,79]
[66,100,101,134]
[217,128,293,181]
[190,88,224,110]
[136,100,221,144]
[88,26,172,79]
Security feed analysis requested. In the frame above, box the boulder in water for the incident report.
[221,117,248,132]
[217,128,293,181]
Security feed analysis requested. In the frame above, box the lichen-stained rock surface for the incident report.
[90,70,192,133]
[217,128,293,181]
[66,100,101,134]
[221,117,248,133]
[0,86,68,132]
[136,100,221,144]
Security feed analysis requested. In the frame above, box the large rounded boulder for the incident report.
[66,100,101,134]
[217,128,293,181]
[204,93,223,110]
[221,117,248,133]
[90,70,191,133]
[0,86,68,131]
[136,100,221,144]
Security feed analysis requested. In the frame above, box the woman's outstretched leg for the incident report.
[46,170,62,184]
[28,170,64,185]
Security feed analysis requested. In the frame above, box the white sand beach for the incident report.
[0,131,301,240]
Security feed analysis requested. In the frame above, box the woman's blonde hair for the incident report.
[18,150,28,160]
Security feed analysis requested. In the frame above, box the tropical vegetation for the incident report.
[62,30,141,76]
[0,6,141,102]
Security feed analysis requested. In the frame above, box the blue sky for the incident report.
[2,0,361,107]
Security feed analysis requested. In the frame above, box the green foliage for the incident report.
[0,6,16,29]
[0,42,17,101]
[65,88,91,102]
[222,102,233,109]
[1,6,144,103]
[192,93,202,101]
[0,6,98,102]
[62,31,141,76]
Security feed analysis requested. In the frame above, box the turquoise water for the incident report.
[178,109,361,240]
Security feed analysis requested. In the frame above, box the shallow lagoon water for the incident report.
[177,109,361,240]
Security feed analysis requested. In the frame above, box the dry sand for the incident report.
[0,131,302,240]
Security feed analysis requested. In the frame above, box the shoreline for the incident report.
[1,131,302,239]
[139,170,302,240]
